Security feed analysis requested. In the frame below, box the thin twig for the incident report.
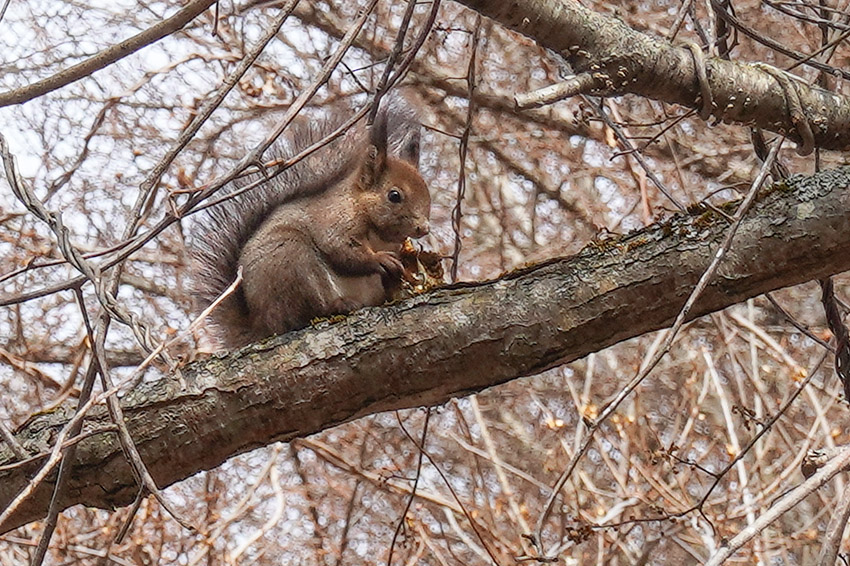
[534,138,784,558]
[0,0,217,107]
[136,0,300,223]
[28,288,103,566]
[706,445,850,565]
[450,15,480,282]
[0,421,27,461]
[818,475,850,564]
[388,409,431,566]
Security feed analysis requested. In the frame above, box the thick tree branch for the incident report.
[2,167,850,532]
[453,0,850,152]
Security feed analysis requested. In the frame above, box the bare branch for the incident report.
[455,0,850,152]
[0,0,216,107]
[706,445,850,565]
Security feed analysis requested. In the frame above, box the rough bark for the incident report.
[452,0,850,152]
[2,167,850,533]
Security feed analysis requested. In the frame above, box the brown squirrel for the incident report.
[192,95,431,349]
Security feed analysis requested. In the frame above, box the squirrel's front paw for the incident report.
[376,251,404,281]
[329,297,360,314]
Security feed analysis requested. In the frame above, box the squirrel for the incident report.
[192,94,432,349]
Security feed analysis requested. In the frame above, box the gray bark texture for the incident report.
[453,0,850,152]
[2,167,850,533]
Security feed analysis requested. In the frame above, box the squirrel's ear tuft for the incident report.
[362,107,390,188]
[378,90,421,165]
[368,105,390,156]
[397,128,420,167]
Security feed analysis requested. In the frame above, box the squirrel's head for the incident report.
[357,109,431,243]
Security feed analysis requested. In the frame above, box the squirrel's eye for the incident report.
[388,189,403,203]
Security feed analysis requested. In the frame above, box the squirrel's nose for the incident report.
[414,220,430,238]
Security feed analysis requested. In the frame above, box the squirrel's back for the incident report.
[192,93,427,349]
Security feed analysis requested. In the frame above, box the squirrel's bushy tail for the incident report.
[191,92,421,348]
